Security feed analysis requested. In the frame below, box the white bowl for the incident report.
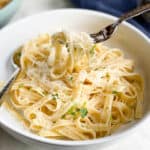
[0,9,150,150]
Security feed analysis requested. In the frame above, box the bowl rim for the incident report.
[0,8,150,146]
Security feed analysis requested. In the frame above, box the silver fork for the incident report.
[90,3,150,43]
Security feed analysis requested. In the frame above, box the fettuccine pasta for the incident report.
[7,31,143,140]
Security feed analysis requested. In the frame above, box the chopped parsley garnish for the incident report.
[61,114,65,119]
[76,108,80,112]
[112,90,119,94]
[70,111,76,115]
[106,73,110,78]
[65,42,70,52]
[18,83,24,88]
[80,108,88,118]
[67,47,70,53]
[67,104,77,115]
[15,51,22,65]
[52,93,59,100]
[68,76,73,82]
[94,68,99,71]
[110,115,112,122]
[66,42,69,48]
[17,51,21,57]
[89,44,96,55]
[67,103,88,118]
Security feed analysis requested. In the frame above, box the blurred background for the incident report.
[0,0,149,37]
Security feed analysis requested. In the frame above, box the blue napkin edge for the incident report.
[72,0,150,38]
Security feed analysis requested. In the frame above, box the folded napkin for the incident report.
[72,0,150,37]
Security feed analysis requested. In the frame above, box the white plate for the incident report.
[0,9,150,150]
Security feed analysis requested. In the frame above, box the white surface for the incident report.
[0,1,150,150]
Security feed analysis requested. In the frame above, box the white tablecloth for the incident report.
[0,0,150,149]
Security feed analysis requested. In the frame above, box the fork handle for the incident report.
[0,68,20,100]
[117,3,150,24]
